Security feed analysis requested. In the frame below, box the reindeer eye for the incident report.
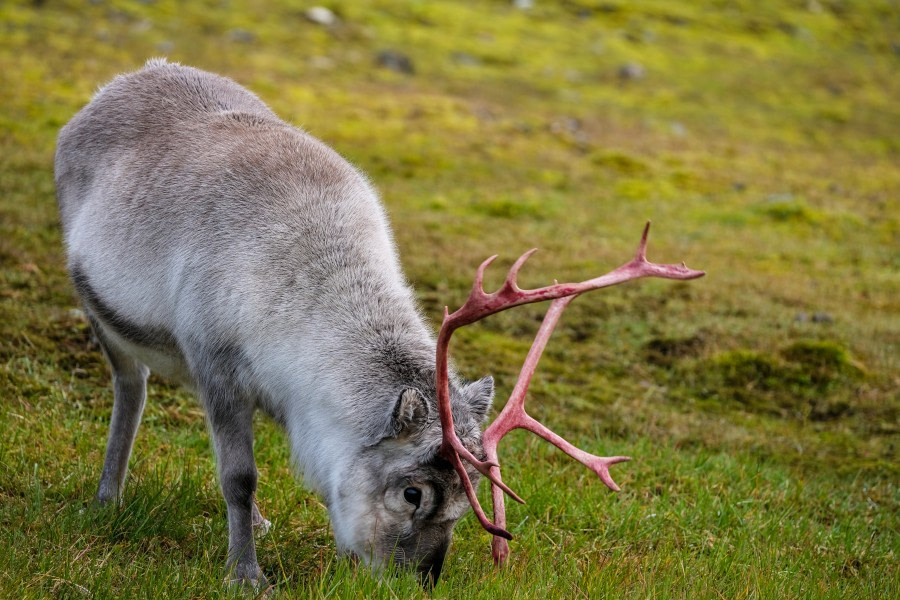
[403,487,422,508]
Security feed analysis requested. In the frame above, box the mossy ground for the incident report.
[1,1,897,598]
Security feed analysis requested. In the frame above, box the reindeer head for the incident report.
[327,375,494,586]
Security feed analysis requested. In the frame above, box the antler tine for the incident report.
[502,248,539,294]
[451,456,514,540]
[442,434,524,504]
[635,220,651,262]
[472,254,498,298]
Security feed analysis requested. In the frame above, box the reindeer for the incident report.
[55,59,703,587]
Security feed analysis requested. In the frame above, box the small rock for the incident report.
[664,15,691,26]
[549,116,581,135]
[626,29,656,44]
[471,106,497,122]
[376,50,415,74]
[732,181,747,192]
[308,55,336,70]
[812,312,834,324]
[513,0,534,9]
[68,308,86,321]
[156,40,175,53]
[670,121,687,136]
[795,312,809,323]
[564,69,582,82]
[305,6,338,27]
[132,19,152,34]
[451,52,480,66]
[618,62,645,81]
[226,28,255,43]
[767,192,796,203]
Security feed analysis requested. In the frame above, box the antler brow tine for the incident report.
[436,222,705,561]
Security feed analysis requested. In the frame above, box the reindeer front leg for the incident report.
[202,381,266,588]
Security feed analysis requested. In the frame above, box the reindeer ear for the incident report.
[463,376,494,423]
[387,388,430,438]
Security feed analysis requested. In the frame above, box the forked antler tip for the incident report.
[592,455,632,492]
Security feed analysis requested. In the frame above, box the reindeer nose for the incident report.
[418,539,449,587]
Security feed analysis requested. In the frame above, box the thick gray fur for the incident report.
[55,59,494,587]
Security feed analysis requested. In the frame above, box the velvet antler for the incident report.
[435,222,705,563]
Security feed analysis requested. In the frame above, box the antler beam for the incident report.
[435,222,705,559]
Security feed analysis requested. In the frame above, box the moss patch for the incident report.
[643,333,706,367]
[687,340,865,421]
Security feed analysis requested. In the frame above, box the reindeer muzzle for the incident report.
[418,539,449,587]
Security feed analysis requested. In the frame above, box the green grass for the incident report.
[1,0,897,598]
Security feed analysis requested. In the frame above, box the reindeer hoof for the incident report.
[253,517,272,537]
[251,502,272,537]
[224,568,270,596]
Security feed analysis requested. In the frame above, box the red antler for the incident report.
[435,222,705,562]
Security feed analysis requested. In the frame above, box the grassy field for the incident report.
[1,0,897,598]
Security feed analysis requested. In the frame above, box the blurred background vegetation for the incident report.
[0,0,897,598]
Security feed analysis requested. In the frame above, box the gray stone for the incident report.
[376,50,415,74]
[451,52,480,66]
[308,56,336,70]
[305,6,338,27]
[227,28,255,44]
[618,62,645,80]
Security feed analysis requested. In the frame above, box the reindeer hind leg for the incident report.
[88,313,150,506]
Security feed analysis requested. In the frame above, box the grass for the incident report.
[0,0,897,597]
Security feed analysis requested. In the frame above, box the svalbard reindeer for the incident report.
[56,59,704,587]
[55,59,494,587]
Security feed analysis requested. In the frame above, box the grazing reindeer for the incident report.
[55,59,703,587]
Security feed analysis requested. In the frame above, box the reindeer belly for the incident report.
[111,334,193,388]
[69,261,194,387]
